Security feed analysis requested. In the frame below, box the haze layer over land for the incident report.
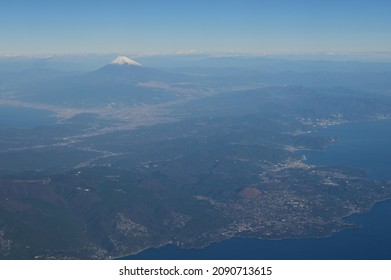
[0,54,391,259]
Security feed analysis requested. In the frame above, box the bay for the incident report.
[302,119,391,180]
[0,105,56,128]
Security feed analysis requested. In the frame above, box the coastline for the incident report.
[119,118,391,260]
[120,198,391,260]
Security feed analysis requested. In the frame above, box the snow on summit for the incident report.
[110,56,142,66]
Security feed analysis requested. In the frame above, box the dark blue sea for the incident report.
[302,119,391,180]
[122,119,391,260]
[0,105,56,128]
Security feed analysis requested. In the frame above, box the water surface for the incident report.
[0,105,56,128]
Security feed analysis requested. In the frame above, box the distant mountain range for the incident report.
[3,55,391,109]
[14,56,194,107]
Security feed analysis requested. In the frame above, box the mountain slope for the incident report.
[16,56,190,107]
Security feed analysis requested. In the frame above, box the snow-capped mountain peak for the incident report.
[110,56,142,66]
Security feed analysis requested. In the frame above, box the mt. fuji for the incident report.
[20,56,191,107]
[110,56,143,67]
[91,55,183,83]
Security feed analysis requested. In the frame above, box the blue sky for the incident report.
[1,0,391,55]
